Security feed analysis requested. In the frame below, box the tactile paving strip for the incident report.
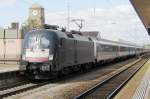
[132,60,150,99]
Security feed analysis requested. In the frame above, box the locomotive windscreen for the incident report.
[23,30,58,49]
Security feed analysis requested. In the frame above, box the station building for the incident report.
[0,3,45,64]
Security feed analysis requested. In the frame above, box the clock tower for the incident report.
[28,3,45,29]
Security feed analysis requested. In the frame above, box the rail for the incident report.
[74,54,149,99]
[107,59,150,99]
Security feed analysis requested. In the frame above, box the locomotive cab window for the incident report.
[23,30,58,49]
[40,35,51,48]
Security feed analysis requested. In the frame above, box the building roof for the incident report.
[30,3,43,9]
[81,31,99,38]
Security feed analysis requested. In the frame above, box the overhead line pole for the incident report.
[67,0,70,31]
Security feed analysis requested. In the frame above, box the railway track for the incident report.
[0,81,51,99]
[0,57,138,99]
[0,80,29,91]
[0,71,25,91]
[0,55,147,99]
[74,54,150,99]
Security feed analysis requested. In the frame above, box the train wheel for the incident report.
[61,67,71,75]
[72,65,81,72]
[82,63,92,71]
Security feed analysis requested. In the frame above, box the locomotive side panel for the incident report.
[63,38,76,67]
[56,38,76,70]
[76,40,95,64]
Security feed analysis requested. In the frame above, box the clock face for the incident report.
[32,10,38,16]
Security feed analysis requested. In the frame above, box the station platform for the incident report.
[0,63,19,73]
[114,59,150,99]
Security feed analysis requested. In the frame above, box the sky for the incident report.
[0,0,150,45]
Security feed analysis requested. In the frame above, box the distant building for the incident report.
[20,3,45,38]
[81,31,99,38]
[28,3,45,29]
[0,26,22,63]
[0,3,46,63]
[11,22,19,30]
[0,22,21,39]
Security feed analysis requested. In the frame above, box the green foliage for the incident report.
[20,24,31,38]
[20,19,44,38]
[28,20,44,29]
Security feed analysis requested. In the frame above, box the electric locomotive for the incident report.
[20,29,94,79]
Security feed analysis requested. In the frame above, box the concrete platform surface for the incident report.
[114,59,150,99]
[0,63,19,73]
[132,60,150,99]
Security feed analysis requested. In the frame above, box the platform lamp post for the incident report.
[67,0,70,31]
[3,29,6,64]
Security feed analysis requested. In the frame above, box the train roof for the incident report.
[29,29,92,42]
[28,29,143,48]
[91,38,143,48]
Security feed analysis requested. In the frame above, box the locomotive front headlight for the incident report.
[49,55,53,60]
[20,61,28,71]
[41,63,50,71]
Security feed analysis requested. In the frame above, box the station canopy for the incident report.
[130,0,150,35]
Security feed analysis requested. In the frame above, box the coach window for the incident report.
[120,46,123,52]
[96,44,101,52]
[101,45,106,51]
[102,45,112,52]
[113,46,116,51]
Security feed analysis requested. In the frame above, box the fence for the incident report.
[0,39,22,64]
